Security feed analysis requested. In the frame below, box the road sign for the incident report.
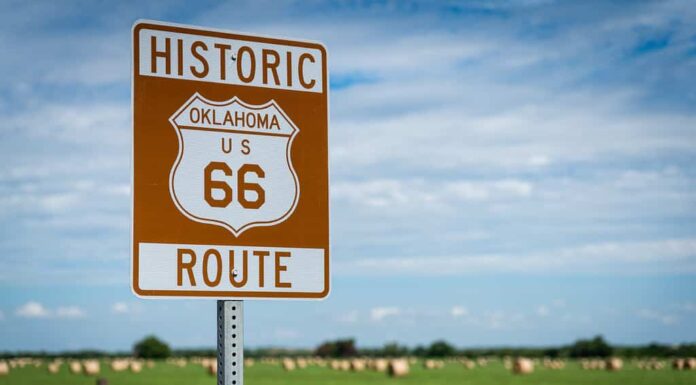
[131,20,329,299]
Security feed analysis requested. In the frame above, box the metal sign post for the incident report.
[217,300,243,385]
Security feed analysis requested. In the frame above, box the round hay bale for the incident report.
[82,360,100,376]
[206,360,217,376]
[244,358,255,367]
[130,361,143,373]
[462,359,475,369]
[0,361,9,376]
[424,359,435,369]
[387,359,409,378]
[47,362,61,374]
[68,361,82,374]
[373,358,388,372]
[282,358,296,371]
[296,358,307,369]
[686,358,696,370]
[512,358,534,375]
[350,359,366,372]
[606,357,623,371]
[110,359,129,372]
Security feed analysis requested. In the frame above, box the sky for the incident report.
[1,0,696,352]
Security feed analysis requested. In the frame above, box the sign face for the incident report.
[131,20,329,299]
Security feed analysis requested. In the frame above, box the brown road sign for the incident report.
[131,20,329,299]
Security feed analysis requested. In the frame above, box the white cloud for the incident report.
[527,154,551,167]
[338,238,696,275]
[451,306,469,318]
[56,306,86,319]
[15,302,86,319]
[332,178,534,208]
[111,302,129,314]
[477,310,527,330]
[7,103,129,145]
[536,305,550,317]
[16,302,50,318]
[331,82,696,174]
[675,302,696,313]
[370,306,401,322]
[637,309,678,325]
[336,310,359,324]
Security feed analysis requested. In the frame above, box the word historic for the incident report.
[138,27,324,93]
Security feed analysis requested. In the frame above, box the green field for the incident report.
[2,361,695,385]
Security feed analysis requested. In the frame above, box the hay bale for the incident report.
[462,359,475,369]
[606,357,623,371]
[686,358,696,370]
[82,360,100,376]
[373,358,388,372]
[512,358,534,375]
[130,361,143,373]
[244,358,255,367]
[587,359,605,370]
[68,361,82,374]
[111,359,129,372]
[424,359,436,369]
[423,359,445,369]
[206,360,217,376]
[350,359,366,372]
[47,361,61,374]
[296,358,307,369]
[282,358,296,371]
[387,359,409,378]
[0,361,9,376]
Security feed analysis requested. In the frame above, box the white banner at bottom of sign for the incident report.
[136,242,326,294]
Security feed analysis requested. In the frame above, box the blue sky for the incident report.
[1,0,696,352]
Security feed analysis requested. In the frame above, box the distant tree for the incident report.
[133,335,171,359]
[412,345,427,357]
[426,340,456,357]
[543,348,561,358]
[381,342,410,357]
[568,335,612,358]
[315,338,357,358]
[676,343,696,357]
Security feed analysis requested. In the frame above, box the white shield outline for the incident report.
[168,92,300,237]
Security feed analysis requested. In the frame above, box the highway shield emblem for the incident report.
[169,93,300,236]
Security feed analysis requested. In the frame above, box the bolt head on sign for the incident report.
[131,20,329,299]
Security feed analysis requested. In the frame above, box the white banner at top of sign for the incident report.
[138,27,324,93]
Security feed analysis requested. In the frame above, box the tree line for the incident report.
[2,335,695,359]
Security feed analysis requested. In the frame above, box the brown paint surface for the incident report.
[132,22,329,299]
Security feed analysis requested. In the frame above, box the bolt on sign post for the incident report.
[131,20,329,384]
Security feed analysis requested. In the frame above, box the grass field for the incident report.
[1,360,695,385]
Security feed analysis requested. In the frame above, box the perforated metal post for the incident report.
[217,300,243,385]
